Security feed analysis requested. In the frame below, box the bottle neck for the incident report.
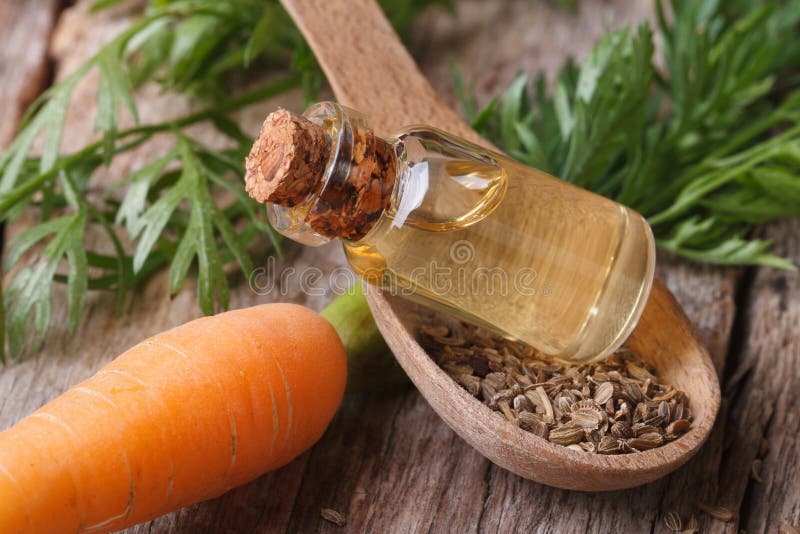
[262,102,398,245]
[307,103,397,242]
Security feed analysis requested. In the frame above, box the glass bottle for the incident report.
[250,102,655,363]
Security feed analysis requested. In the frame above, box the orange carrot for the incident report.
[0,303,346,533]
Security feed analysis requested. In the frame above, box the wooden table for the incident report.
[1,1,797,532]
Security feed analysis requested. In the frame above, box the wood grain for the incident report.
[0,0,63,425]
[0,0,790,532]
[0,0,61,148]
[719,218,800,532]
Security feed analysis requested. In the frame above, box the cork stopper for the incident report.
[306,123,397,241]
[245,103,397,242]
[245,109,330,207]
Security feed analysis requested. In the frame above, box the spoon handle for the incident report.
[280,0,482,143]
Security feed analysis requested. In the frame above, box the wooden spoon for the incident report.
[281,0,721,490]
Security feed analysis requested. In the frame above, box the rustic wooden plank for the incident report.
[0,0,67,417]
[0,0,61,148]
[716,218,800,533]
[299,392,487,533]
[648,257,740,534]
[0,0,755,532]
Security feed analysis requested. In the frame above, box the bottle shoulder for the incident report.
[383,126,508,233]
[392,125,500,165]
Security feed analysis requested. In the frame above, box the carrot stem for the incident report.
[320,281,409,392]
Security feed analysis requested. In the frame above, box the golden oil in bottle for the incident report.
[253,103,655,363]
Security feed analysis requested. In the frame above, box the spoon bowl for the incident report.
[367,280,719,490]
[281,0,721,490]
